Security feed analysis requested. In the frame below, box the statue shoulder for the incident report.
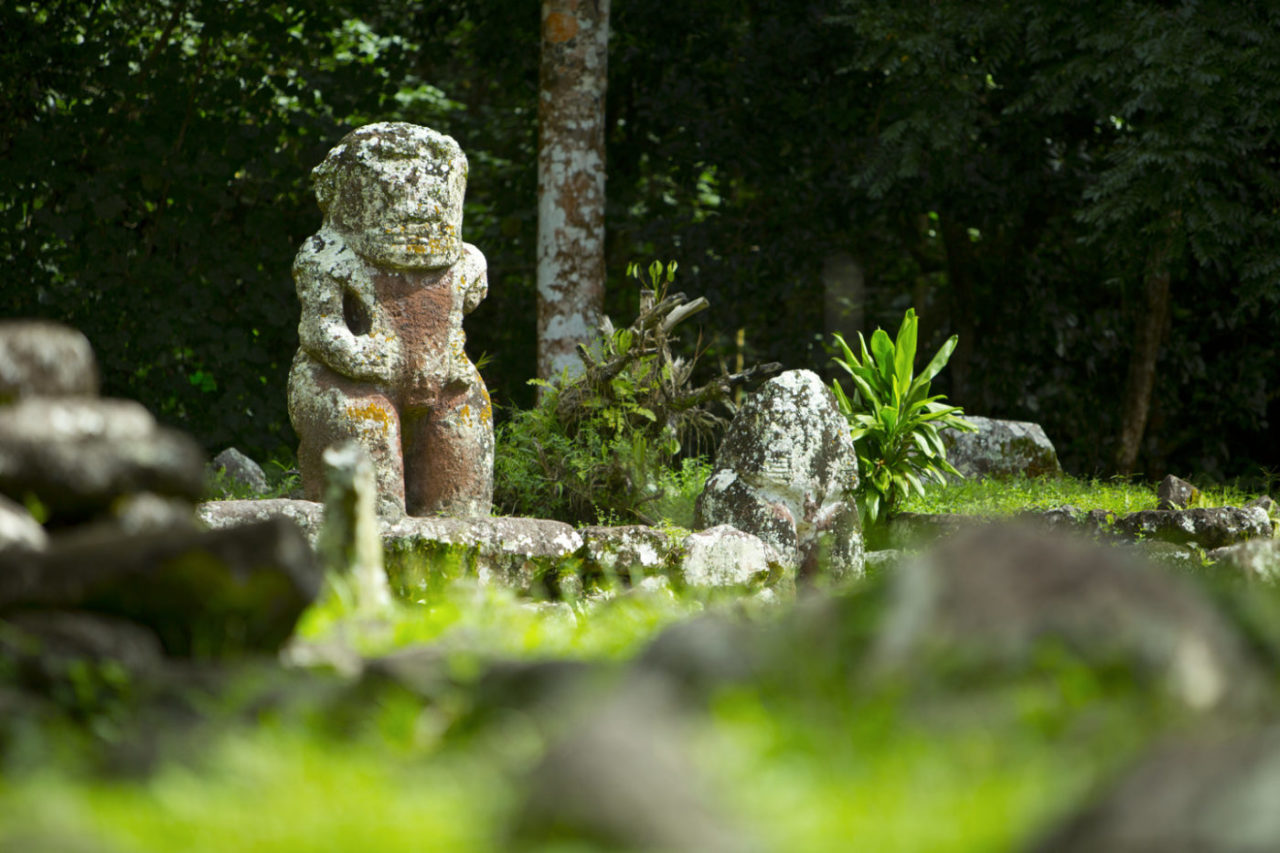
[293,228,365,290]
[459,242,487,277]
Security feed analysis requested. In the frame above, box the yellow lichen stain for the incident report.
[345,401,394,430]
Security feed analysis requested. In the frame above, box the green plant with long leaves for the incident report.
[831,308,976,524]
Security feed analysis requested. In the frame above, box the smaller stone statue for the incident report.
[288,122,493,518]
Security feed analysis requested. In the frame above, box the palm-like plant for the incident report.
[830,308,975,524]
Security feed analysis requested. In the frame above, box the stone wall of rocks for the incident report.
[0,322,322,659]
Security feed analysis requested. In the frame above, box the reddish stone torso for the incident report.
[368,265,460,409]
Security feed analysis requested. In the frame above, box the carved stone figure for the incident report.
[288,122,493,518]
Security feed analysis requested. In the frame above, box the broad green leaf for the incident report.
[894,308,918,390]
[914,334,959,389]
[870,328,895,385]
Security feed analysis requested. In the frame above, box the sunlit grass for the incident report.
[0,723,508,852]
[900,473,1258,517]
[297,576,703,662]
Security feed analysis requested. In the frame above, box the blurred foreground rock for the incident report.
[1036,726,1280,852]
[0,321,322,662]
[0,320,98,401]
[0,518,319,656]
[875,525,1262,710]
[508,677,750,853]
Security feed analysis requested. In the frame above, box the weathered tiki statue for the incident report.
[288,122,493,518]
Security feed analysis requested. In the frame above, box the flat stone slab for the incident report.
[383,516,584,598]
[579,524,679,581]
[199,499,325,545]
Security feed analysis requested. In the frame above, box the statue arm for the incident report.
[458,243,488,315]
[294,245,394,382]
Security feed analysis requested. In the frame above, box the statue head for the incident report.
[312,122,467,270]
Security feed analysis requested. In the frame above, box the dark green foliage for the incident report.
[494,263,727,525]
[4,0,1280,481]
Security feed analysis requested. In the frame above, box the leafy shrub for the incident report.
[831,308,975,523]
[494,262,778,525]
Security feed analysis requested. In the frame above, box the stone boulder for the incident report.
[211,447,269,496]
[695,369,863,581]
[0,398,205,520]
[383,516,583,598]
[1157,474,1198,510]
[875,524,1261,710]
[940,415,1061,479]
[678,524,787,591]
[0,517,320,656]
[0,321,98,402]
[1113,506,1271,550]
[1035,727,1280,852]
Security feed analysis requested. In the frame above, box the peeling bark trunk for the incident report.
[1114,252,1172,475]
[537,0,610,380]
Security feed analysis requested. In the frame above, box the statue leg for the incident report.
[403,376,494,517]
[287,354,407,518]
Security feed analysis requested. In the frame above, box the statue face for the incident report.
[314,123,467,270]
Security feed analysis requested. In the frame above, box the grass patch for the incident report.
[900,473,1259,517]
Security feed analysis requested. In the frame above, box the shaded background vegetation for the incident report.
[3,0,1279,481]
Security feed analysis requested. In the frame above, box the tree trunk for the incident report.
[1114,253,1172,475]
[536,0,610,380]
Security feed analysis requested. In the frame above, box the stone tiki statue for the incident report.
[288,122,493,518]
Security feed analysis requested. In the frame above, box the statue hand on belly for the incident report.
[288,122,493,519]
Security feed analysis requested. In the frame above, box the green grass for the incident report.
[899,473,1258,517]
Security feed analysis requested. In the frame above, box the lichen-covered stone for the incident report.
[383,516,583,598]
[578,524,678,582]
[197,499,325,546]
[941,415,1062,479]
[0,398,205,520]
[287,122,493,519]
[211,447,269,496]
[695,369,863,581]
[0,321,98,403]
[678,525,787,590]
[1114,506,1271,550]
[876,525,1261,710]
